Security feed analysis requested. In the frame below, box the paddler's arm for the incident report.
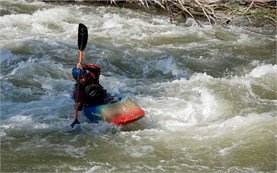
[72,23,88,128]
[71,104,81,128]
[74,109,78,121]
[71,107,80,128]
[71,63,83,128]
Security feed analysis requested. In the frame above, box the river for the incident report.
[1,0,276,172]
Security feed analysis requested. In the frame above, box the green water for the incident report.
[0,0,276,172]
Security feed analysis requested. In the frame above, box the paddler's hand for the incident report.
[71,119,80,128]
[77,62,83,69]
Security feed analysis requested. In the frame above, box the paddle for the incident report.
[78,23,88,64]
[71,23,88,128]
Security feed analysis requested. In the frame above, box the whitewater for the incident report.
[0,0,276,172]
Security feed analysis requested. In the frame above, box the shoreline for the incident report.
[42,0,276,27]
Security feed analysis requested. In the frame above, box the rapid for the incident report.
[0,0,276,172]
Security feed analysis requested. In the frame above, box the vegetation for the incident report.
[134,0,276,26]
[43,0,276,26]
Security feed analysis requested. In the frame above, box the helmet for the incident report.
[72,67,86,80]
[85,64,101,80]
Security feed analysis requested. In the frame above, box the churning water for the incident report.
[1,0,276,172]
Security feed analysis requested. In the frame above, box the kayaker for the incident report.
[71,62,107,128]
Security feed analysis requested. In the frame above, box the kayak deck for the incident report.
[83,97,145,125]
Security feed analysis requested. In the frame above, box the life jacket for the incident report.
[84,83,107,106]
[72,64,106,106]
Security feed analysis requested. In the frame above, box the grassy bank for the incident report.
[42,0,276,27]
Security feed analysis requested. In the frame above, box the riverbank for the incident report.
[42,0,276,27]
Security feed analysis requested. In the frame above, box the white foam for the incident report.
[138,65,277,133]
[129,145,155,158]
[1,3,276,172]
[0,50,20,65]
[249,64,277,78]
[33,123,49,129]
[102,13,124,29]
[2,115,33,129]
[0,6,76,43]
[9,114,32,123]
[83,166,103,173]
[219,142,240,156]
[0,131,7,137]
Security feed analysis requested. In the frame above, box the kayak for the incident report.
[83,96,145,125]
[74,24,144,126]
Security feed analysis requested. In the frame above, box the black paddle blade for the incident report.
[78,23,88,51]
